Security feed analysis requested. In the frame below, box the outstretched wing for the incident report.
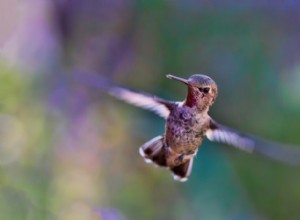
[74,71,175,118]
[107,87,173,118]
[206,119,300,165]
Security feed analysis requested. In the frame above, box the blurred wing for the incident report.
[74,71,174,118]
[108,87,172,118]
[206,119,300,165]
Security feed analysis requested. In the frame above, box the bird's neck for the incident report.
[185,88,197,108]
[184,88,209,113]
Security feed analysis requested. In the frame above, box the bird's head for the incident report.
[167,74,218,111]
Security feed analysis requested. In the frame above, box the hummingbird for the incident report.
[76,72,300,181]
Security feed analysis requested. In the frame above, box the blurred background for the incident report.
[1,0,300,219]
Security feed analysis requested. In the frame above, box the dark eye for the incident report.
[199,87,210,94]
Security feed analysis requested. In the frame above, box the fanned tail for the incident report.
[139,135,194,182]
[139,136,167,167]
[170,159,193,182]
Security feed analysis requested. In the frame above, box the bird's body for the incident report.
[165,104,209,161]
[165,105,210,154]
[77,72,300,182]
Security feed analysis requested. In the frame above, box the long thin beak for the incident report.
[166,74,189,85]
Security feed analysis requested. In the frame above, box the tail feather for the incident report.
[140,135,194,182]
[139,136,167,167]
[171,158,194,182]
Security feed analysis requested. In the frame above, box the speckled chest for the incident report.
[165,106,209,154]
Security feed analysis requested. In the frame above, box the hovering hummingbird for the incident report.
[77,72,300,181]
